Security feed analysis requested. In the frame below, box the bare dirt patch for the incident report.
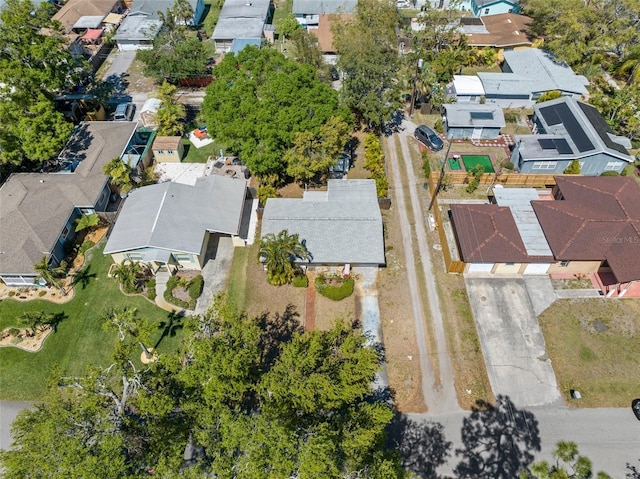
[538,298,640,407]
[0,327,53,352]
[314,285,356,331]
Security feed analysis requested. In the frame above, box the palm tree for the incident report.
[103,157,134,194]
[112,260,149,293]
[258,230,310,286]
[19,311,55,335]
[156,81,186,136]
[101,307,155,362]
[33,256,68,295]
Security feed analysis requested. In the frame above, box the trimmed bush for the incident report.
[502,161,514,170]
[188,275,204,300]
[78,240,95,255]
[292,274,308,287]
[146,279,157,301]
[8,291,16,297]
[38,290,47,297]
[600,170,619,176]
[315,276,354,301]
[434,119,444,133]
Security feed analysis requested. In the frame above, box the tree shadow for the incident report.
[386,413,452,478]
[71,265,96,289]
[256,303,303,371]
[153,312,185,349]
[455,395,541,479]
[49,312,68,332]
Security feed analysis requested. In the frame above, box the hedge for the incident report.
[315,276,354,301]
[292,275,308,287]
[146,279,157,301]
[164,275,191,310]
[188,275,204,300]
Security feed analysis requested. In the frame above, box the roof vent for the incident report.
[514,30,519,35]
[245,1,252,5]
[40,179,45,183]
[507,18,512,23]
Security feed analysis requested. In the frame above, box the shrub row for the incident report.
[188,275,204,300]
[314,276,354,301]
[146,278,157,301]
[363,133,389,198]
[164,275,190,310]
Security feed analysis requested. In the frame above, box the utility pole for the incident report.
[428,139,452,211]
[408,58,424,118]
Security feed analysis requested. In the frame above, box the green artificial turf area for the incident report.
[0,243,185,401]
[462,155,495,173]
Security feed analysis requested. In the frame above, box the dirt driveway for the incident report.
[465,276,562,407]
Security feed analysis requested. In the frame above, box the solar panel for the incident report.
[554,138,573,155]
[577,101,630,155]
[539,105,561,126]
[538,139,556,150]
[470,111,494,120]
[554,103,595,152]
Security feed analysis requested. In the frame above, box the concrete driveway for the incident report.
[465,276,562,407]
[0,402,31,450]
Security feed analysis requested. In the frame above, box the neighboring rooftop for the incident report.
[532,176,640,283]
[292,0,357,14]
[450,75,485,96]
[52,0,118,33]
[128,0,199,19]
[112,15,162,41]
[444,103,505,128]
[104,175,247,255]
[213,0,270,40]
[0,122,137,276]
[153,136,181,150]
[462,13,533,48]
[310,13,353,52]
[478,48,589,97]
[261,180,385,265]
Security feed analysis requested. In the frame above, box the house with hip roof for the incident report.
[261,179,385,268]
[104,175,247,271]
[459,14,533,49]
[448,176,640,295]
[0,122,138,287]
[511,96,632,175]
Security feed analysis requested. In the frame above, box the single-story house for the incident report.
[212,0,272,53]
[104,175,247,271]
[51,0,121,34]
[443,103,505,140]
[0,121,138,287]
[113,0,204,50]
[448,176,640,293]
[456,0,520,16]
[511,96,632,175]
[152,136,184,163]
[460,13,533,48]
[292,0,356,28]
[445,75,485,103]
[261,179,385,267]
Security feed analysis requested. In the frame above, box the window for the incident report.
[167,150,174,154]
[61,226,69,239]
[156,150,164,154]
[604,161,622,171]
[484,8,489,13]
[506,262,515,266]
[560,261,570,267]
[532,161,557,170]
[173,253,193,262]
[126,253,144,261]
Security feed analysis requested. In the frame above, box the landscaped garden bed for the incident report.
[164,272,204,310]
[314,273,354,301]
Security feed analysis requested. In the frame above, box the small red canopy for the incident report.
[82,28,104,41]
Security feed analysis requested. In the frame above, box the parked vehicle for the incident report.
[113,102,135,121]
[414,124,444,151]
[633,398,640,420]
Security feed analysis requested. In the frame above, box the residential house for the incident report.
[104,175,247,271]
[212,0,273,53]
[443,103,505,140]
[0,122,138,287]
[460,13,533,49]
[152,136,184,163]
[292,0,356,28]
[448,177,640,294]
[447,49,589,106]
[113,0,205,50]
[308,13,353,63]
[455,0,520,17]
[51,0,121,34]
[261,179,385,268]
[511,96,633,175]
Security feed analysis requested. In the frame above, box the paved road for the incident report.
[465,277,562,407]
[102,50,136,80]
[0,402,31,450]
[410,406,640,479]
[397,120,459,414]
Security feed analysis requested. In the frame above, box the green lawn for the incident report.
[202,0,223,36]
[226,245,251,311]
[461,154,495,173]
[0,243,184,401]
[272,0,293,29]
[181,138,227,163]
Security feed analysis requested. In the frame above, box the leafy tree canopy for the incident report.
[202,46,351,180]
[521,440,612,479]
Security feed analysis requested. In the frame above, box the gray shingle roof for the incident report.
[292,0,357,14]
[129,0,198,19]
[213,0,270,40]
[0,122,137,276]
[104,175,247,255]
[478,48,589,97]
[261,180,385,265]
[112,15,162,41]
[444,103,505,128]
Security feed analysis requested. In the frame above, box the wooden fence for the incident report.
[430,172,567,188]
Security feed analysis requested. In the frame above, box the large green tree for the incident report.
[521,441,612,479]
[333,0,400,131]
[0,0,82,168]
[202,46,351,180]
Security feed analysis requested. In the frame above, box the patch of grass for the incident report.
[226,244,251,311]
[460,65,502,75]
[0,243,183,401]
[202,0,223,36]
[538,298,640,407]
[272,0,293,29]
[181,138,226,163]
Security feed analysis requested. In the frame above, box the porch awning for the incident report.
[82,28,104,41]
[144,249,172,263]
[103,13,124,24]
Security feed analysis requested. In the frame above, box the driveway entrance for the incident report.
[465,276,562,407]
